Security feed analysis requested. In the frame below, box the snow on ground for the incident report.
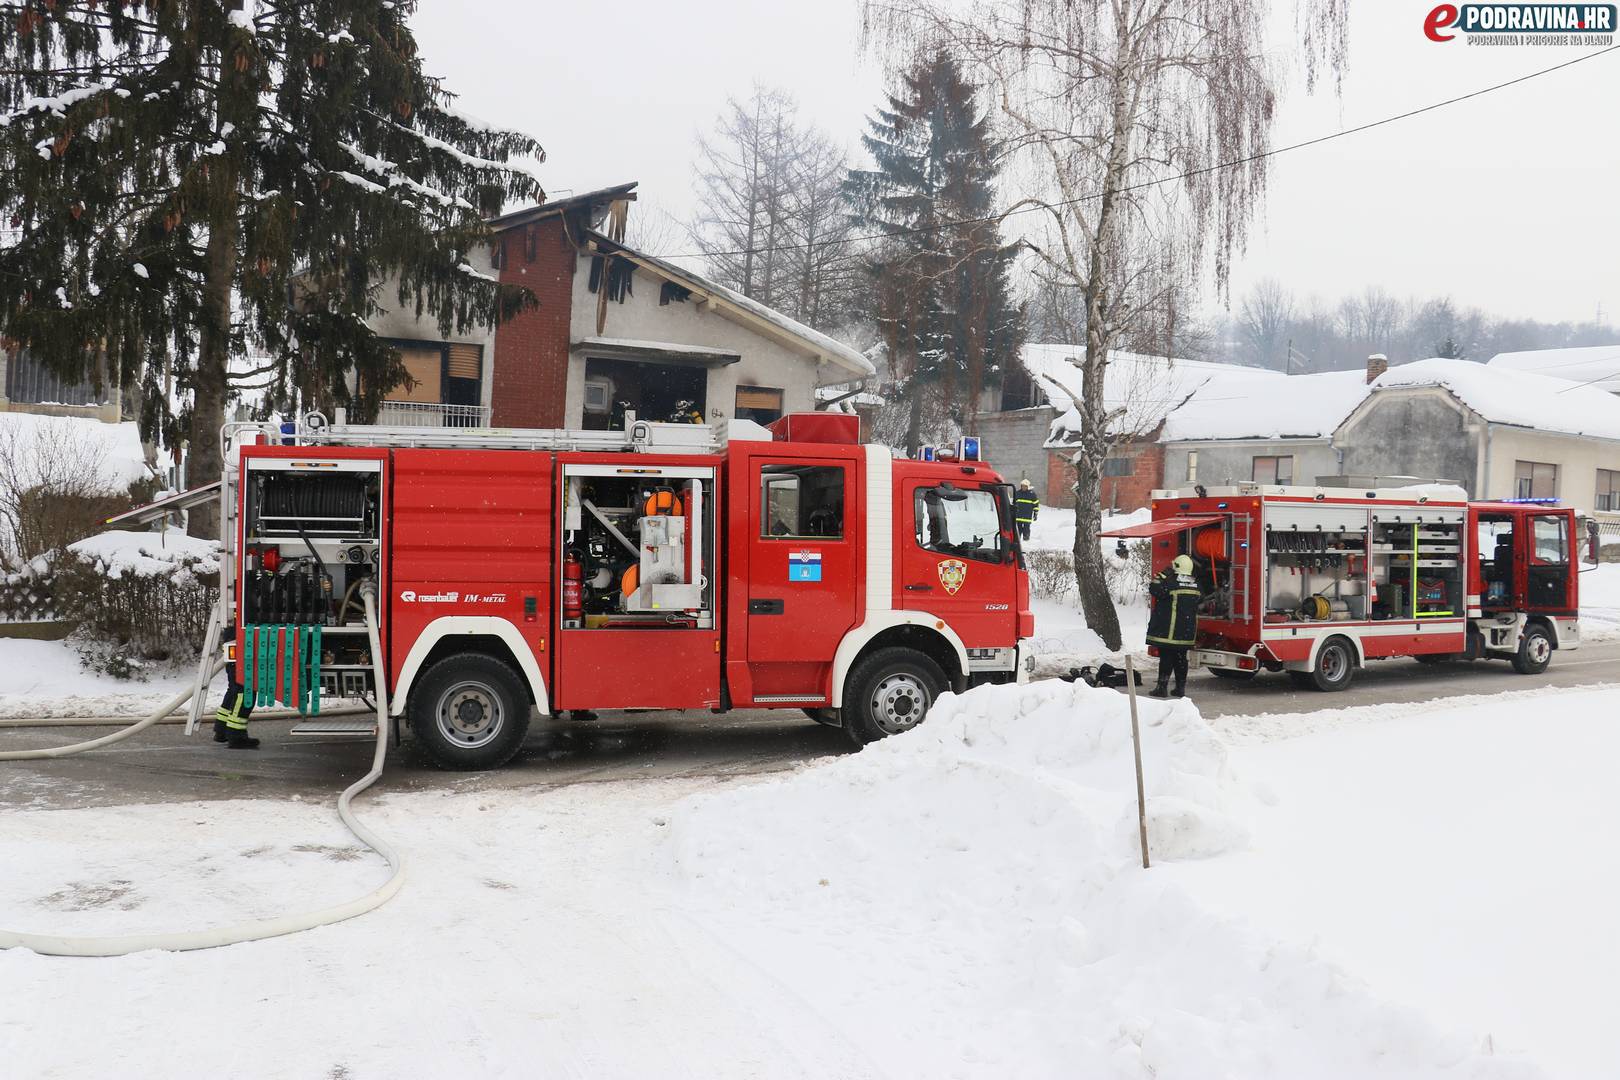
[0,637,219,719]
[1165,687,1620,1078]
[0,411,165,490]
[1,681,1549,1079]
[1025,504,1152,672]
[1580,563,1620,642]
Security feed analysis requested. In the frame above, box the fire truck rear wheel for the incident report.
[843,648,946,746]
[1301,637,1355,692]
[410,653,531,770]
[1512,624,1553,675]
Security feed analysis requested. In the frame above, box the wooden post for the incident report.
[1125,654,1150,869]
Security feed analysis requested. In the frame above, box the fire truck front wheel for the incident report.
[409,653,531,770]
[843,648,947,746]
[1512,623,1553,675]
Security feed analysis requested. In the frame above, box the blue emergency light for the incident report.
[1502,497,1560,505]
[958,436,982,462]
[920,446,937,462]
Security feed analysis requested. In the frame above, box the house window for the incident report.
[761,465,844,539]
[379,340,484,425]
[1186,451,1199,484]
[1252,455,1293,484]
[735,385,784,425]
[1596,468,1619,512]
[1102,457,1133,478]
[1514,460,1558,499]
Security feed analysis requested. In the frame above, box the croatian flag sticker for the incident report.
[788,550,823,582]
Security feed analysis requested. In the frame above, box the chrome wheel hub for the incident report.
[870,673,931,735]
[437,681,503,748]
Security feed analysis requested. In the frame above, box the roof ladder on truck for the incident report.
[1227,512,1254,622]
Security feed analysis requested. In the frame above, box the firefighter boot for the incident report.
[1171,681,1186,699]
[227,729,261,750]
[213,718,229,742]
[1149,680,1170,699]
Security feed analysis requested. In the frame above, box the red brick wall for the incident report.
[1045,441,1164,512]
[490,218,575,428]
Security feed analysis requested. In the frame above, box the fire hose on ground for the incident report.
[0,585,404,957]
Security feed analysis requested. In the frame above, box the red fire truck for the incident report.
[1104,483,1581,690]
[211,412,1033,768]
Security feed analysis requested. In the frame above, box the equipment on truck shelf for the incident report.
[1104,483,1580,691]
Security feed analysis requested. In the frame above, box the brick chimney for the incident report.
[1365,353,1389,384]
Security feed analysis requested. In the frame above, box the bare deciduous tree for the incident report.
[864,0,1348,650]
[1238,277,1296,370]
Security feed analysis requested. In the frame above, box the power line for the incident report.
[671,44,1620,262]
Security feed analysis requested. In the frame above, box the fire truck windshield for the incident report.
[916,485,1008,563]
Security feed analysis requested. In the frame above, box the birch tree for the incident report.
[864,0,1348,650]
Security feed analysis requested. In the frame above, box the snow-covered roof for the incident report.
[588,232,875,378]
[1486,345,1620,393]
[1361,357,1620,442]
[1032,345,1358,446]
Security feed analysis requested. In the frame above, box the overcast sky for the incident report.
[413,0,1620,327]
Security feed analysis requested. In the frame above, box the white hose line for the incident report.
[0,704,371,729]
[0,595,405,956]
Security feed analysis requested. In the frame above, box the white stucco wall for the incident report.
[362,267,499,410]
[565,252,850,427]
[1483,425,1620,517]
[1161,438,1340,488]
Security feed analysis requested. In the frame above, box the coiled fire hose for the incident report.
[0,585,404,956]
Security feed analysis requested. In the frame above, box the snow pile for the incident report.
[0,412,164,490]
[0,638,219,719]
[66,527,216,578]
[662,681,1531,1078]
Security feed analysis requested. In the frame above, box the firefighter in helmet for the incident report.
[213,663,259,750]
[1012,479,1039,541]
[1146,554,1202,698]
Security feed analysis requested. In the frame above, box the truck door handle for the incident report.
[905,583,933,591]
[749,598,785,615]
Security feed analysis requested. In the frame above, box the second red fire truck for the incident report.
[215,412,1034,769]
[1106,482,1581,690]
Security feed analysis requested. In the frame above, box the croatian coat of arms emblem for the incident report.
[937,558,968,595]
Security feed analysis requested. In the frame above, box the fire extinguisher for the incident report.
[563,550,583,622]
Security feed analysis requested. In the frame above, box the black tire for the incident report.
[1512,624,1553,675]
[1208,667,1256,681]
[842,647,946,747]
[803,707,842,728]
[1305,637,1356,692]
[409,652,531,770]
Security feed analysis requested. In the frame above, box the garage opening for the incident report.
[583,357,707,430]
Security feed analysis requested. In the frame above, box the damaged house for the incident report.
[361,183,872,429]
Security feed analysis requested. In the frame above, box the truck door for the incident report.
[900,480,1019,647]
[1525,511,1576,614]
[742,455,859,703]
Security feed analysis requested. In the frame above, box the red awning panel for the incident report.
[1100,515,1223,540]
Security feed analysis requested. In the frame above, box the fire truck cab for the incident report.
[222,412,1033,769]
[1107,483,1580,691]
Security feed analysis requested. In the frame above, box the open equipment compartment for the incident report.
[1262,503,1371,622]
[1370,504,1464,620]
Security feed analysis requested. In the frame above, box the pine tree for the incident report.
[0,0,543,536]
[846,51,1024,454]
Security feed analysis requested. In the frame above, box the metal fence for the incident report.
[1590,519,1620,563]
[3,350,109,407]
[374,401,491,428]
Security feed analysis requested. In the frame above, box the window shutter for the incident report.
[735,385,783,411]
[447,344,482,381]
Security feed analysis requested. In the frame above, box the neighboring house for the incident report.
[1333,357,1620,522]
[0,343,121,423]
[1157,364,1372,491]
[363,183,873,429]
[985,346,1292,510]
[1487,344,1620,396]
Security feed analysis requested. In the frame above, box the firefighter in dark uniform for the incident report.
[1012,479,1039,541]
[1146,554,1201,698]
[213,663,260,750]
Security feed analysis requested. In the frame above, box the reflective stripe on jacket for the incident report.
[1145,570,1201,646]
[1012,491,1040,524]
